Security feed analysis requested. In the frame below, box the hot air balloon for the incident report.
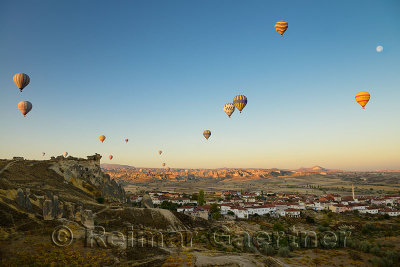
[42,152,46,157]
[162,163,166,167]
[233,95,247,113]
[139,169,143,172]
[355,91,370,109]
[203,130,211,140]
[158,150,162,155]
[275,21,288,36]
[99,135,106,143]
[13,73,30,92]
[125,138,128,143]
[223,103,235,118]
[63,152,68,157]
[109,155,113,160]
[18,101,32,117]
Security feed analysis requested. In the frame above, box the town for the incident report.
[127,185,400,220]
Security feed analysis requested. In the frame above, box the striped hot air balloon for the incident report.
[355,91,370,109]
[203,130,211,140]
[99,135,106,143]
[233,95,247,113]
[18,101,32,117]
[223,103,235,118]
[13,73,30,92]
[275,21,288,36]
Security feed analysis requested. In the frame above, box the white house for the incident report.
[169,198,190,205]
[231,207,249,219]
[246,205,276,216]
[219,204,233,215]
[285,208,301,218]
[379,209,400,217]
[360,207,379,214]
[177,206,194,213]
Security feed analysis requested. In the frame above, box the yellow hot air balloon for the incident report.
[13,73,30,92]
[233,95,247,113]
[355,91,370,109]
[99,135,106,143]
[275,21,288,36]
[203,130,211,140]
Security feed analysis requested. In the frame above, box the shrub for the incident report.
[360,241,371,253]
[370,245,381,256]
[278,247,291,258]
[261,245,276,256]
[370,256,393,267]
[96,197,105,204]
[273,222,285,232]
[385,250,400,262]
[348,250,362,261]
[362,223,376,234]
[305,215,315,224]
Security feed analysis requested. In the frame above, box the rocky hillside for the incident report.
[0,154,125,229]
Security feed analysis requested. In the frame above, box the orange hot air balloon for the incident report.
[275,21,288,36]
[99,135,106,143]
[18,101,32,117]
[13,73,30,92]
[355,91,370,109]
[109,155,113,160]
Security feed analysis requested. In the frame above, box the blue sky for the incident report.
[0,0,399,170]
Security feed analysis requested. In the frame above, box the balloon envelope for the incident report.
[18,101,32,117]
[233,95,247,113]
[275,21,288,36]
[203,130,211,140]
[125,138,128,143]
[355,91,370,109]
[162,163,166,167]
[63,152,68,157]
[376,46,383,52]
[158,150,162,155]
[109,155,113,160]
[223,103,235,118]
[42,152,45,157]
[13,73,30,92]
[99,135,106,143]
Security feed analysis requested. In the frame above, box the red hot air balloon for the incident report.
[109,155,113,160]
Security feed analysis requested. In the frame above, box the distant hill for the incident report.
[101,163,136,170]
[295,166,343,173]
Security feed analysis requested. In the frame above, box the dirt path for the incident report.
[0,161,15,176]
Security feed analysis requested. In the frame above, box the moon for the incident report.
[376,45,383,52]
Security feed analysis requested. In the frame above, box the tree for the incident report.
[210,203,221,220]
[198,190,205,206]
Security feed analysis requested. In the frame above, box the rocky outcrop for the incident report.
[15,188,33,212]
[49,154,125,202]
[141,194,154,208]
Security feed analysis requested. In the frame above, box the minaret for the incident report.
[352,184,355,200]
